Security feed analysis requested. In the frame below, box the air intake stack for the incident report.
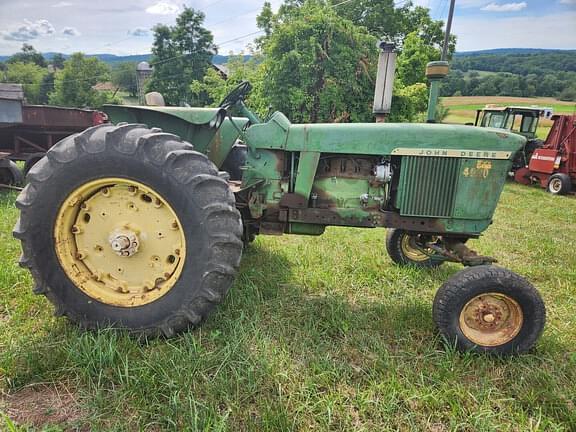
[426,61,450,123]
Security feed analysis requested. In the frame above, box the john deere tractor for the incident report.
[474,105,552,172]
[14,82,546,354]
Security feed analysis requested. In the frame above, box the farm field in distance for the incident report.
[442,96,576,139]
[1,182,575,431]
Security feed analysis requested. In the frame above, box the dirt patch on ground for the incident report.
[1,383,87,430]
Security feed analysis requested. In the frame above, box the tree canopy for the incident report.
[261,2,378,123]
[147,7,216,106]
[49,53,119,108]
[6,44,47,68]
[242,0,445,123]
[112,62,138,98]
[5,62,48,104]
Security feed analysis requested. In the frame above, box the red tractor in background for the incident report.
[515,114,576,195]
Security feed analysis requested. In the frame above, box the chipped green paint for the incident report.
[102,101,525,238]
[208,117,250,167]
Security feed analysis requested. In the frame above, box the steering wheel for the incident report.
[219,81,252,109]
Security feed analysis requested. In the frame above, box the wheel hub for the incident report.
[54,178,186,307]
[400,234,436,262]
[109,229,140,257]
[459,293,523,347]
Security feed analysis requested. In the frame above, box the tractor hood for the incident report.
[246,112,526,160]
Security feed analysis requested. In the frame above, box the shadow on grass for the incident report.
[2,241,574,430]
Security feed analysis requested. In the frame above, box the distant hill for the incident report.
[2,48,574,65]
[0,52,243,65]
[451,49,576,75]
[442,49,576,100]
[455,48,576,57]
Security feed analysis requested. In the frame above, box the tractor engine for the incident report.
[311,155,393,211]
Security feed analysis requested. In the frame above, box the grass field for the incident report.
[1,183,575,431]
[442,96,576,139]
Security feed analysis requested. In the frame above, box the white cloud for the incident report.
[145,1,180,15]
[453,12,576,51]
[481,2,527,12]
[559,0,576,4]
[128,27,149,37]
[1,19,55,41]
[62,27,81,37]
[52,1,73,7]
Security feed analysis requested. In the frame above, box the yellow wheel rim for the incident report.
[400,234,433,262]
[459,293,523,347]
[54,178,186,307]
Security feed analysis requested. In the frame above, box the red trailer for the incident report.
[515,114,576,195]
[0,84,107,187]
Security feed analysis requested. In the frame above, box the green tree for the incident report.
[261,1,378,123]
[258,0,454,54]
[396,32,440,87]
[5,62,48,104]
[191,54,269,117]
[112,62,138,97]
[256,2,275,38]
[337,0,453,53]
[7,44,46,67]
[49,53,118,108]
[559,86,576,101]
[147,7,216,106]
[51,53,66,69]
[389,82,428,122]
[38,72,55,104]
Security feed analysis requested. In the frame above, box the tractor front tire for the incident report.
[433,265,545,355]
[14,123,243,337]
[547,173,571,195]
[385,229,443,268]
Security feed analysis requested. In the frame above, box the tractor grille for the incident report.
[396,156,461,218]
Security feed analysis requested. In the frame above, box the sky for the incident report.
[0,0,574,56]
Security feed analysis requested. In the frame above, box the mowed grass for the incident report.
[0,184,575,431]
[442,96,576,139]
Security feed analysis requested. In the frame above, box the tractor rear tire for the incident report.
[385,229,443,268]
[0,160,24,187]
[433,265,545,355]
[23,152,46,177]
[14,123,243,337]
[547,173,571,195]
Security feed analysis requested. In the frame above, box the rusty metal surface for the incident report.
[315,156,376,179]
[279,193,308,209]
[21,105,100,129]
[0,105,106,161]
[283,207,457,234]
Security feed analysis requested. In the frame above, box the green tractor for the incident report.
[14,82,546,354]
[474,105,552,171]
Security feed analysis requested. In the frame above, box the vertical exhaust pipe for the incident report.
[373,42,396,123]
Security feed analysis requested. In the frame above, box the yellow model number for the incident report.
[463,161,493,179]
